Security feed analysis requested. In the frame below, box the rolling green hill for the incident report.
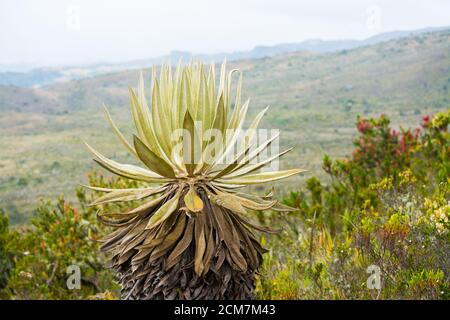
[0,30,449,224]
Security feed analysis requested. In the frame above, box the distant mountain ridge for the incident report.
[203,26,450,59]
[1,25,448,87]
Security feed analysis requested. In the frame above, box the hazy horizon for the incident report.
[1,0,450,70]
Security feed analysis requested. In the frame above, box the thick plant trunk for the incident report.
[118,253,258,300]
[98,191,266,300]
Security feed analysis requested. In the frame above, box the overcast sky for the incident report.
[1,0,449,69]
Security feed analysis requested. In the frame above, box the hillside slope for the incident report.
[0,30,448,223]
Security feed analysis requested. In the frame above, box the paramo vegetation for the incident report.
[0,110,449,299]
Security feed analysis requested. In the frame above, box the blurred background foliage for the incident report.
[0,110,448,299]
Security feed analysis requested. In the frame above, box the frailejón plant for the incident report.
[84,61,304,299]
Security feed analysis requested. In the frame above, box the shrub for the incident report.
[256,110,450,299]
[1,173,129,299]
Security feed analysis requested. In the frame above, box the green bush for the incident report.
[0,210,16,298]
[256,110,449,299]
[0,173,126,299]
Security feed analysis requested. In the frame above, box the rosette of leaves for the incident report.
[84,61,304,300]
